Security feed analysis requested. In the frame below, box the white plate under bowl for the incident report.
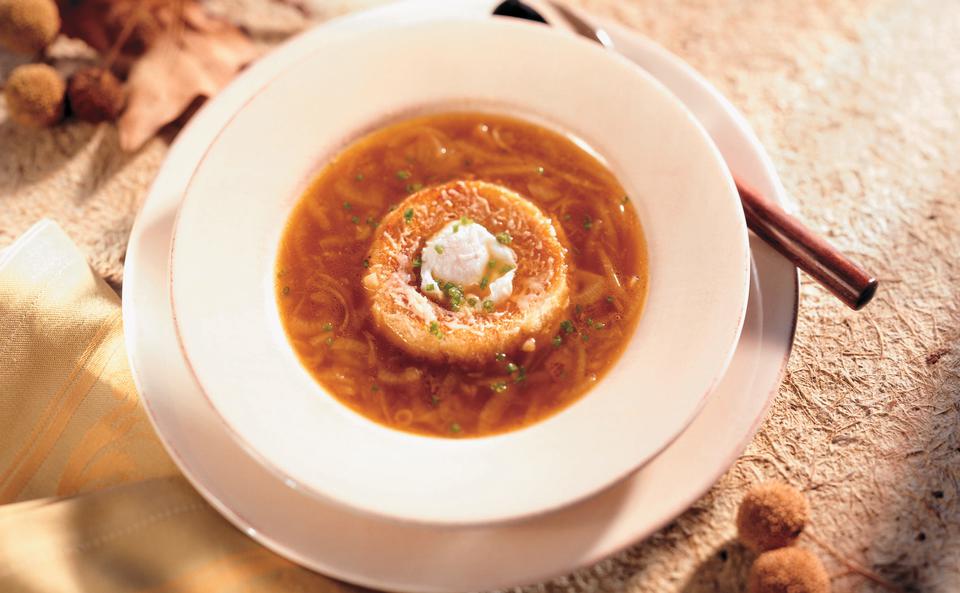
[123,1,798,590]
[168,18,750,525]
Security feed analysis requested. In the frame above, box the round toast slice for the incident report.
[363,180,569,365]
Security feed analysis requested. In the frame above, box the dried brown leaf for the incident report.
[117,4,256,150]
[57,0,256,150]
[58,0,173,69]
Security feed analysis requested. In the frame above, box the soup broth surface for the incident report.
[276,112,647,438]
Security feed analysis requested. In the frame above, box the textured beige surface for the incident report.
[1,0,958,592]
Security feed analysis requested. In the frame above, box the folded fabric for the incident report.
[0,221,359,593]
[0,220,177,504]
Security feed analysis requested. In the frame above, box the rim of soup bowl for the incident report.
[168,17,751,526]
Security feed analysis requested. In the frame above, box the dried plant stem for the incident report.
[102,0,150,69]
[171,0,186,45]
[102,0,190,69]
[805,530,907,593]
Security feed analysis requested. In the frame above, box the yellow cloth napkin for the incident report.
[0,220,359,593]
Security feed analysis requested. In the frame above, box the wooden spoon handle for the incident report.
[736,179,878,310]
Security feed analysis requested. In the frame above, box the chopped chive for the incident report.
[343,202,352,210]
[495,231,512,245]
[563,213,571,221]
[482,299,495,312]
[281,286,290,295]
[450,423,462,433]
[514,366,527,383]
[412,256,422,268]
[442,283,464,312]
[479,276,489,289]
[583,216,593,230]
[366,217,379,228]
[575,304,583,315]
[424,283,436,291]
[536,166,545,175]
[351,215,360,224]
[606,296,615,303]
[552,335,563,347]
[505,362,519,373]
[560,320,575,334]
[434,245,444,254]
[362,258,370,268]
[459,215,473,226]
[487,260,496,270]
[396,170,411,180]
[355,173,364,181]
[429,321,442,339]
[406,182,423,193]
[582,334,590,342]
[453,224,459,233]
[467,296,478,306]
[495,352,507,361]
[403,208,414,223]
[490,381,508,393]
[621,195,630,204]
[322,322,333,332]
[500,264,515,274]
[371,384,380,392]
[431,394,440,406]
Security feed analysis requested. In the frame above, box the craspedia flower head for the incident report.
[748,547,830,593]
[737,481,809,552]
[67,67,126,123]
[0,0,60,54]
[4,63,65,128]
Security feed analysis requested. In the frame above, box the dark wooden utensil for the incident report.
[493,0,878,310]
[736,179,877,309]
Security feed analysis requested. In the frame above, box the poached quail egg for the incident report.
[419,218,517,307]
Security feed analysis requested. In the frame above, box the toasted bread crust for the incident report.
[364,181,569,364]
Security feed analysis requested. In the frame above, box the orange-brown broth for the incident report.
[276,112,647,437]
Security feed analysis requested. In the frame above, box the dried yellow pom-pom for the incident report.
[4,63,65,128]
[737,481,809,552]
[749,547,830,593]
[0,0,59,54]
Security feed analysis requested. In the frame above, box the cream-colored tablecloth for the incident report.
[1,1,958,592]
